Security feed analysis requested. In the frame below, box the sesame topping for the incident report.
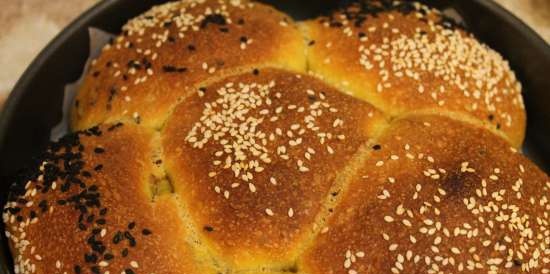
[184,75,348,216]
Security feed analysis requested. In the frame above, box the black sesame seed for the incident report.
[107,122,124,132]
[128,222,136,230]
[38,200,48,212]
[187,44,196,51]
[200,14,227,28]
[125,268,135,274]
[113,231,123,244]
[124,231,136,247]
[142,229,152,236]
[91,266,100,274]
[86,215,95,223]
[162,65,187,73]
[85,253,98,263]
[104,253,114,260]
[121,248,129,257]
[308,40,316,46]
[74,265,82,274]
[372,144,382,150]
[204,226,214,232]
[253,69,260,75]
[94,147,105,154]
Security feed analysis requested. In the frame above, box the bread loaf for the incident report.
[4,1,548,274]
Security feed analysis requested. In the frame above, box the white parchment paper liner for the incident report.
[50,28,115,141]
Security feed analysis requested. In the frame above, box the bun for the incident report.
[72,0,306,130]
[300,115,549,274]
[302,1,525,147]
[4,1,547,274]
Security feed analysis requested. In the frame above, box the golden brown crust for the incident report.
[5,1,544,274]
[3,124,216,274]
[302,1,526,147]
[72,0,307,130]
[300,115,549,274]
[161,68,387,270]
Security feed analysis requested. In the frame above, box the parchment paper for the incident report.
[50,28,115,141]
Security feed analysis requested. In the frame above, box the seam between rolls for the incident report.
[292,122,390,267]
[153,63,308,133]
[391,109,517,148]
[149,130,231,274]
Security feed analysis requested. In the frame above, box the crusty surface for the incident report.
[161,68,387,270]
[3,124,216,274]
[302,1,526,147]
[300,115,550,274]
[5,1,544,274]
[72,0,306,130]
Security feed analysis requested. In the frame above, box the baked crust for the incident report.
[300,115,549,274]
[162,68,387,269]
[72,0,307,130]
[302,1,526,147]
[3,124,217,274]
[4,1,544,274]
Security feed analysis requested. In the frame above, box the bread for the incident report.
[71,0,306,130]
[302,1,526,147]
[3,1,548,274]
[300,115,550,274]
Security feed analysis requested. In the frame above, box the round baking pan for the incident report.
[0,0,548,273]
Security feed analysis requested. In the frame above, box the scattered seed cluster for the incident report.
[185,77,346,216]
[317,0,523,132]
[378,148,548,273]
[85,0,261,121]
[3,125,153,274]
[343,249,366,274]
[331,122,550,274]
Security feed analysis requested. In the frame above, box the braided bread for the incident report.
[4,1,548,274]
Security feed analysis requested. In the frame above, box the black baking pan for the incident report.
[0,0,548,273]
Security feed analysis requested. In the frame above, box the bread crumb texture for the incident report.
[5,1,547,274]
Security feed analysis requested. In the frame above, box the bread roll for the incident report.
[72,0,306,130]
[302,1,526,147]
[4,1,547,274]
[162,68,386,269]
[300,115,550,274]
[3,124,217,274]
